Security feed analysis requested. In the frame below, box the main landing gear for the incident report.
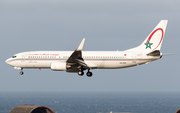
[86,70,92,77]
[78,69,93,77]
[78,71,84,76]
[20,68,24,75]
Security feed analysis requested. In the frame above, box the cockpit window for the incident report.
[12,56,17,58]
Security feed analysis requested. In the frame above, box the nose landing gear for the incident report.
[20,68,24,75]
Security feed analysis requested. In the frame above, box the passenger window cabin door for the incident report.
[132,53,137,63]
[21,54,26,62]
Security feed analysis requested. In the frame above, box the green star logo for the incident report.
[144,41,153,49]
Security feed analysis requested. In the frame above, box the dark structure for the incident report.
[9,105,54,113]
[176,109,180,113]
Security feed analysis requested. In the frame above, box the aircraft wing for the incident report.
[66,38,89,70]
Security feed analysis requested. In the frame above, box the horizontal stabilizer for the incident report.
[147,50,160,56]
[162,53,175,56]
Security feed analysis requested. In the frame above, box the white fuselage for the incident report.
[6,51,159,70]
[5,20,167,76]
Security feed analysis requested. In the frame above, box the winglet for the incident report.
[76,38,85,51]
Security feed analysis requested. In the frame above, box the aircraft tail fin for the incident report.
[126,20,168,53]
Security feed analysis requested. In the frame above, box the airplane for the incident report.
[5,20,168,77]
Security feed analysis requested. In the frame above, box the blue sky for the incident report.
[0,0,180,92]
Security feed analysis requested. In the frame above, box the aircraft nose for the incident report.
[5,58,10,65]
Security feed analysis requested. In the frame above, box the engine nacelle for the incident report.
[51,62,67,71]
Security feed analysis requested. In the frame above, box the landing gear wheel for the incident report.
[20,71,24,75]
[20,68,24,75]
[87,71,93,77]
[78,71,84,76]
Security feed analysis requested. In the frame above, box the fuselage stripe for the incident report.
[7,58,158,62]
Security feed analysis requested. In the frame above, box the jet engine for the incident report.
[51,62,67,71]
